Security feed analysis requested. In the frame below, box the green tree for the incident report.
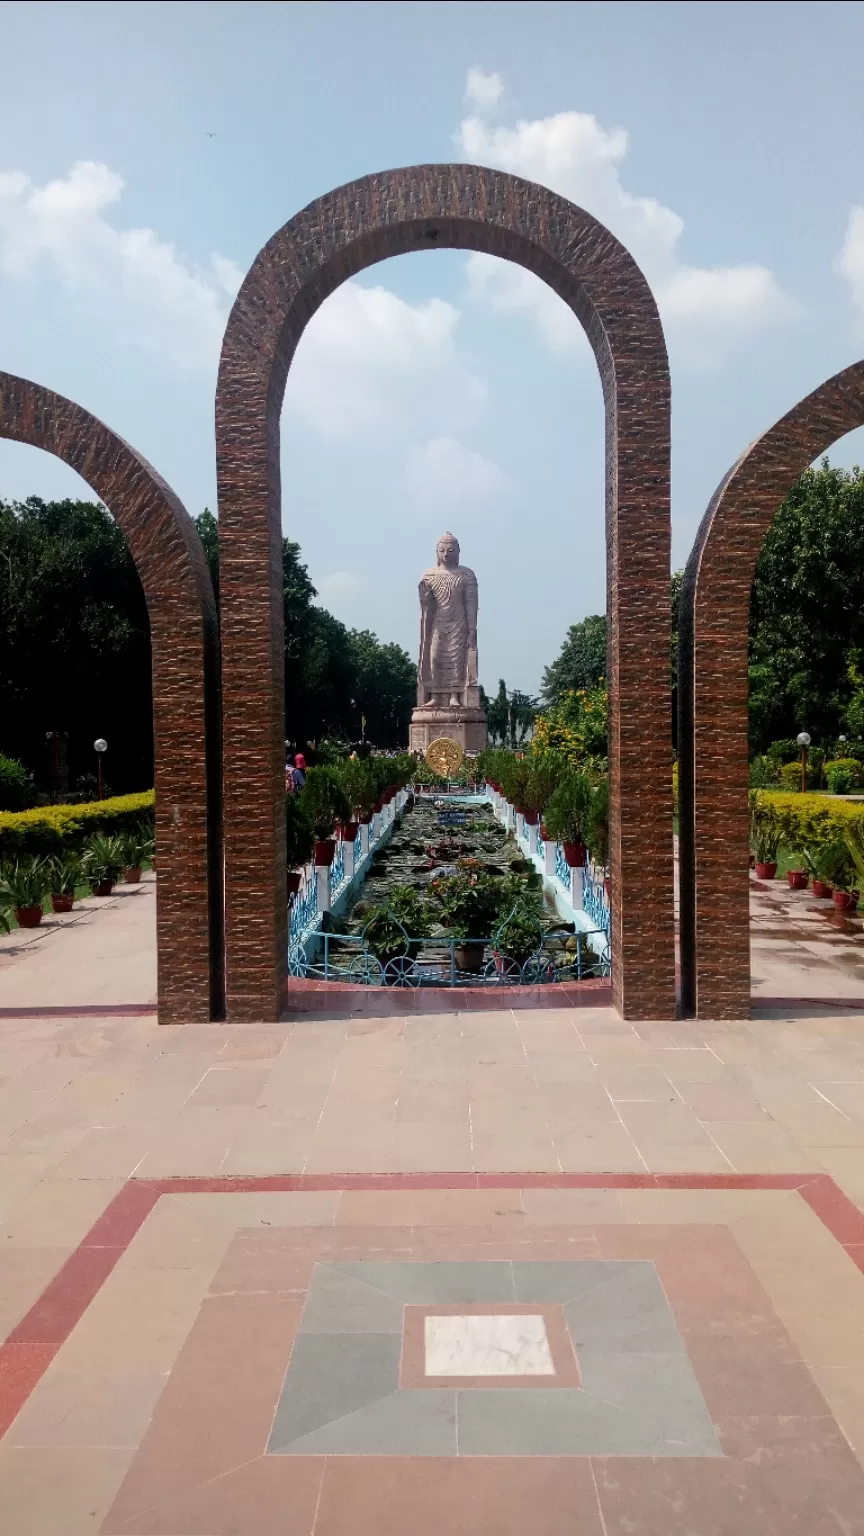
[0,497,152,791]
[348,629,416,747]
[541,614,607,707]
[748,462,864,752]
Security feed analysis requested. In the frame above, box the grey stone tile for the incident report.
[578,1349,720,1452]
[299,1264,404,1334]
[456,1387,717,1457]
[277,1390,457,1455]
[268,1333,400,1450]
[563,1263,684,1351]
[511,1259,640,1303]
[331,1260,515,1304]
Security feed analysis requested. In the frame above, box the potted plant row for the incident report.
[0,824,155,930]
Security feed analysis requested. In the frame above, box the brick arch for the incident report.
[678,361,864,1018]
[216,164,675,1022]
[0,371,223,1023]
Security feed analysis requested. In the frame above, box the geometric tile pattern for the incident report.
[4,1174,864,1534]
[215,163,676,1021]
[269,1260,719,1456]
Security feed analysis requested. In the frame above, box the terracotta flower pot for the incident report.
[833,890,854,912]
[522,808,540,826]
[91,880,115,897]
[755,862,777,880]
[338,821,359,842]
[15,905,43,928]
[562,841,587,868]
[286,871,302,896]
[123,866,142,884]
[50,893,74,914]
[787,870,808,890]
[540,823,551,841]
[358,811,373,826]
[455,942,485,974]
[314,839,336,866]
[812,880,833,899]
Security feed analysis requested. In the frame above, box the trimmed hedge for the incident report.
[754,789,864,848]
[0,791,154,858]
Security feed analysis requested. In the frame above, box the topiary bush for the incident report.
[0,791,154,860]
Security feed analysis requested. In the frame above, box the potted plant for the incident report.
[47,851,84,913]
[750,814,780,880]
[285,793,315,896]
[362,886,431,981]
[543,772,592,866]
[815,840,856,910]
[84,833,124,895]
[492,902,545,980]
[430,864,504,973]
[118,830,154,884]
[299,767,351,865]
[0,856,52,927]
[800,847,831,898]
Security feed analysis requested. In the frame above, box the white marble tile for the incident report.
[424,1314,555,1377]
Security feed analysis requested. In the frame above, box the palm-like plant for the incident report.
[84,834,124,890]
[0,857,52,916]
[49,851,84,896]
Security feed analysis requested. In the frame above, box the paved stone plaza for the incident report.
[1,983,864,1530]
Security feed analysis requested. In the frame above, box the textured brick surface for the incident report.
[678,361,864,1019]
[216,164,676,1021]
[0,372,223,1023]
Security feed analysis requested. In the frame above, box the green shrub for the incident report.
[285,793,315,870]
[0,791,154,860]
[298,767,351,840]
[752,790,864,856]
[493,903,544,964]
[779,762,803,792]
[824,757,862,794]
[543,772,592,844]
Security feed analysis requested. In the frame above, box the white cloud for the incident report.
[315,570,363,604]
[837,206,864,322]
[284,281,486,439]
[405,435,509,507]
[465,67,504,112]
[0,161,239,367]
[456,77,792,353]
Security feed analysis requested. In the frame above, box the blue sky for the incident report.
[1,0,863,694]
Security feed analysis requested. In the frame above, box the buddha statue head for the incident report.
[436,532,460,569]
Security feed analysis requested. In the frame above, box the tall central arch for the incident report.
[215,164,676,1022]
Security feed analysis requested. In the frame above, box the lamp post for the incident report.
[94,738,107,801]
[796,731,811,795]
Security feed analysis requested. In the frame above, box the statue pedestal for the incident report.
[409,705,487,756]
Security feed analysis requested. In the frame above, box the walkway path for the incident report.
[0,876,157,1012]
[1,1009,864,1530]
[3,876,864,1530]
[751,872,864,1001]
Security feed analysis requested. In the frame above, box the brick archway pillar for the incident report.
[0,372,223,1023]
[678,361,864,1018]
[216,164,676,1022]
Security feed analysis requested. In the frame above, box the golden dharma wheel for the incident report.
[425,737,464,776]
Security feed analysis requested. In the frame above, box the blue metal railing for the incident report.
[583,862,611,936]
[288,927,611,987]
[555,841,570,890]
[289,873,318,943]
[328,839,346,898]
